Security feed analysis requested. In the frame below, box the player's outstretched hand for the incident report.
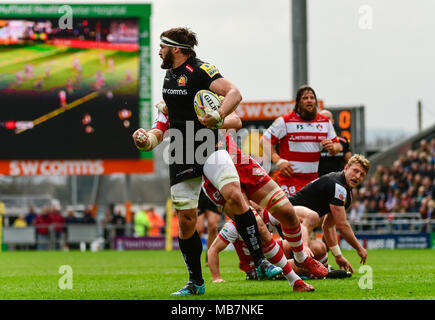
[335,255,354,274]
[357,247,367,265]
[133,128,150,150]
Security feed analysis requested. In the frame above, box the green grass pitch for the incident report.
[0,249,434,300]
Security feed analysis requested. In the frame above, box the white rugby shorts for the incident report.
[170,149,239,210]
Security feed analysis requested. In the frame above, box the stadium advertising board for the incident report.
[340,233,432,249]
[0,3,153,175]
[114,236,180,251]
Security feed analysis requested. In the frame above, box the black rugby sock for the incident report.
[234,208,264,267]
[178,231,204,286]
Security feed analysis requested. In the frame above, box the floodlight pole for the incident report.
[292,0,308,96]
[417,100,422,132]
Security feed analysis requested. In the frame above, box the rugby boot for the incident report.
[293,279,315,292]
[327,268,352,279]
[295,256,328,278]
[171,281,205,295]
[255,259,283,280]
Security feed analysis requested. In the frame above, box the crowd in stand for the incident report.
[349,138,435,223]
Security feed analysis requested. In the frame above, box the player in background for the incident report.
[318,109,352,177]
[260,85,342,197]
[133,27,283,296]
[196,189,223,266]
[288,154,370,273]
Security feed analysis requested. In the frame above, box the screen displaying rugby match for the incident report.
[0,17,140,160]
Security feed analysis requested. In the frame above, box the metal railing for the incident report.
[349,212,434,234]
[2,213,434,251]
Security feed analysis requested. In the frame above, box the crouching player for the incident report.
[288,154,370,273]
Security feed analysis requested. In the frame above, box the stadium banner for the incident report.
[340,233,432,250]
[0,3,154,174]
[236,100,324,121]
[0,159,153,175]
[114,236,180,250]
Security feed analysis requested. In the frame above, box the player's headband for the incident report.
[160,36,193,49]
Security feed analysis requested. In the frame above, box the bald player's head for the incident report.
[320,109,334,124]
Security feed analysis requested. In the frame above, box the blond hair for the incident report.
[347,154,370,173]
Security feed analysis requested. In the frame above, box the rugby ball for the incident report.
[194,90,224,128]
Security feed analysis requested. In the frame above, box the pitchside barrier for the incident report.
[1,215,435,251]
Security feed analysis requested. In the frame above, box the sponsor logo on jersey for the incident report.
[200,63,219,78]
[289,134,321,141]
[162,88,188,95]
[334,183,347,201]
[177,75,187,87]
[296,124,304,130]
[316,124,323,130]
[175,167,194,177]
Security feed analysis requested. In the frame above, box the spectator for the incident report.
[112,209,126,236]
[349,200,363,223]
[147,207,164,237]
[101,207,114,242]
[13,214,27,228]
[134,207,150,237]
[65,209,79,224]
[34,207,52,250]
[367,199,379,214]
[25,206,37,226]
[81,207,96,224]
[377,199,389,214]
[49,205,65,250]
[372,165,384,184]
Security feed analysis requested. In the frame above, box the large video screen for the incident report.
[0,17,140,160]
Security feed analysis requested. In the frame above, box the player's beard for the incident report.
[161,50,174,69]
[299,107,317,120]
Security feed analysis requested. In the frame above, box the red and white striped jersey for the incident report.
[218,211,278,272]
[151,110,169,133]
[263,111,338,177]
[218,220,255,272]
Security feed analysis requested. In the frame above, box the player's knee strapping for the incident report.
[259,186,289,214]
